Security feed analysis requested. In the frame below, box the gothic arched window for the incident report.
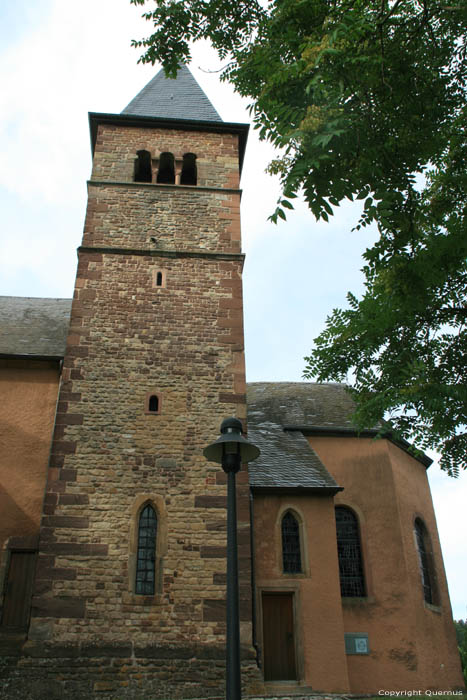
[135,504,158,595]
[134,149,152,183]
[335,506,366,597]
[281,511,302,574]
[156,152,175,184]
[414,518,438,605]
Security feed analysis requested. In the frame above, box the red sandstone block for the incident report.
[59,493,89,505]
[218,333,244,345]
[218,298,243,310]
[44,492,58,506]
[38,567,77,581]
[52,441,77,455]
[55,414,84,426]
[217,317,243,329]
[218,392,246,404]
[81,253,103,262]
[79,289,97,301]
[32,595,86,619]
[59,392,82,403]
[44,515,89,528]
[49,480,66,493]
[194,495,227,509]
[66,346,89,358]
[49,455,65,469]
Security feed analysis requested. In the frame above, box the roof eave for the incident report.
[0,353,64,363]
[284,425,433,468]
[251,485,344,496]
[88,112,250,174]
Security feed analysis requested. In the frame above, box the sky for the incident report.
[0,0,465,621]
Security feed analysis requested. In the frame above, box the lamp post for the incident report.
[203,418,260,700]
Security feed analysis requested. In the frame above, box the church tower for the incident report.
[26,67,259,697]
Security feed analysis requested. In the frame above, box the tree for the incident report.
[130,0,467,474]
[454,619,467,684]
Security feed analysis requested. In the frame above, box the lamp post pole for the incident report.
[226,467,241,700]
[203,418,260,700]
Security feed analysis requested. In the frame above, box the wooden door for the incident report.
[1,551,36,630]
[262,592,297,681]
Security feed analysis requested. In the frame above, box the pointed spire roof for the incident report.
[121,65,222,123]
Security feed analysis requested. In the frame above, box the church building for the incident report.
[0,67,463,699]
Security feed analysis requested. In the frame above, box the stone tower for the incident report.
[26,67,258,698]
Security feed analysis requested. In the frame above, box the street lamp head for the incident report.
[203,417,260,472]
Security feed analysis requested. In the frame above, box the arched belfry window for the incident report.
[281,511,302,574]
[157,152,175,184]
[180,153,197,185]
[335,506,366,597]
[134,149,152,183]
[135,504,158,595]
[414,518,438,605]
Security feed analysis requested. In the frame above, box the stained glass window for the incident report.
[335,506,365,597]
[282,511,302,574]
[135,504,158,595]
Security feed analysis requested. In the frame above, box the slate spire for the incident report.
[121,65,222,122]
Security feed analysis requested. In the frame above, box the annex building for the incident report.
[0,66,463,699]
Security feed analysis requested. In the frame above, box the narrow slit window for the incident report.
[156,271,163,287]
[282,511,302,573]
[180,153,197,185]
[135,504,158,595]
[156,152,175,184]
[134,150,152,183]
[148,395,159,412]
[335,506,366,597]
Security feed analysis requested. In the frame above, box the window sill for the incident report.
[122,592,162,606]
[424,601,442,614]
[342,596,374,605]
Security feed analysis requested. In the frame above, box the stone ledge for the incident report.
[87,179,242,196]
[78,245,245,263]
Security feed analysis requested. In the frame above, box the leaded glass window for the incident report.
[282,511,302,574]
[135,504,158,595]
[335,506,365,597]
[414,518,435,604]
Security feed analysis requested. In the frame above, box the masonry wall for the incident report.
[0,359,60,619]
[0,121,264,699]
[309,435,464,693]
[252,493,350,694]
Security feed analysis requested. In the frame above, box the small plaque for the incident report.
[345,633,370,655]
[355,637,369,653]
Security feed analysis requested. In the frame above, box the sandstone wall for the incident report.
[4,119,262,698]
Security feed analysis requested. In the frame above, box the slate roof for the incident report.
[247,381,358,429]
[0,296,72,359]
[121,65,223,122]
[247,383,342,492]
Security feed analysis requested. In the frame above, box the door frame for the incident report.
[258,584,303,683]
[1,548,37,632]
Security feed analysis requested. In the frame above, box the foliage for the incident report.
[455,619,467,684]
[130,0,467,473]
